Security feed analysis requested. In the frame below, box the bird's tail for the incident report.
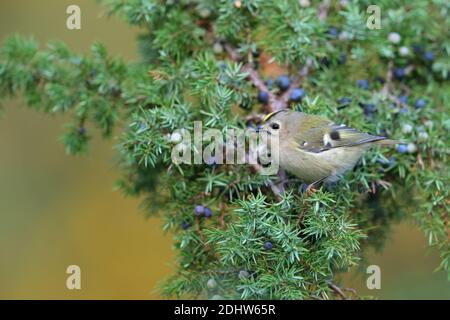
[375,139,400,146]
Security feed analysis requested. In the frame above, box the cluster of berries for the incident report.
[256,75,306,105]
[194,204,213,218]
[181,205,214,230]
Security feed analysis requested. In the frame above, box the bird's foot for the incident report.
[305,184,319,196]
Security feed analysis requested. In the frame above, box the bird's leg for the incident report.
[298,177,327,224]
[305,177,328,195]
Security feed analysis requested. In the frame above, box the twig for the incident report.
[276,169,287,193]
[241,64,279,112]
[298,206,308,225]
[276,58,313,110]
[224,44,276,111]
[370,181,377,194]
[380,66,405,106]
[225,43,311,112]
[416,152,425,170]
[248,160,283,201]
[318,0,331,22]
[440,200,450,241]
[381,62,415,108]
[223,43,241,62]
[195,218,211,251]
[328,282,348,300]
[376,179,392,191]
[298,190,316,226]
[266,179,283,201]
[245,112,265,124]
[343,287,358,298]
[219,202,226,229]
[380,62,393,94]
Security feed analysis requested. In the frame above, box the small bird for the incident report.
[256,109,398,186]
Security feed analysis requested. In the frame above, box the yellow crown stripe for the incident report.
[263,110,286,122]
[263,112,275,122]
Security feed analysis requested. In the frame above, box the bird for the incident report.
[255,109,398,187]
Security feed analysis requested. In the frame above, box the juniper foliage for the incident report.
[0,0,449,299]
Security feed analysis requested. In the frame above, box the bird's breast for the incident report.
[279,144,366,183]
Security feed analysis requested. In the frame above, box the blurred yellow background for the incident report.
[0,0,448,299]
[0,0,173,299]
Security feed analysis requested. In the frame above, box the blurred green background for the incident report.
[0,0,448,299]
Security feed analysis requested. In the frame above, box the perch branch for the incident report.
[328,282,348,300]
[318,0,331,22]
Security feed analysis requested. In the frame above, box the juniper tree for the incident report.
[0,0,449,299]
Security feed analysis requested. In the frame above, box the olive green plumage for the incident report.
[257,109,398,184]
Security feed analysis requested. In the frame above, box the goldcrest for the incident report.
[256,109,398,185]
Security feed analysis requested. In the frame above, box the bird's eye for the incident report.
[270,123,280,130]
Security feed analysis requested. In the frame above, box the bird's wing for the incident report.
[296,123,387,153]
